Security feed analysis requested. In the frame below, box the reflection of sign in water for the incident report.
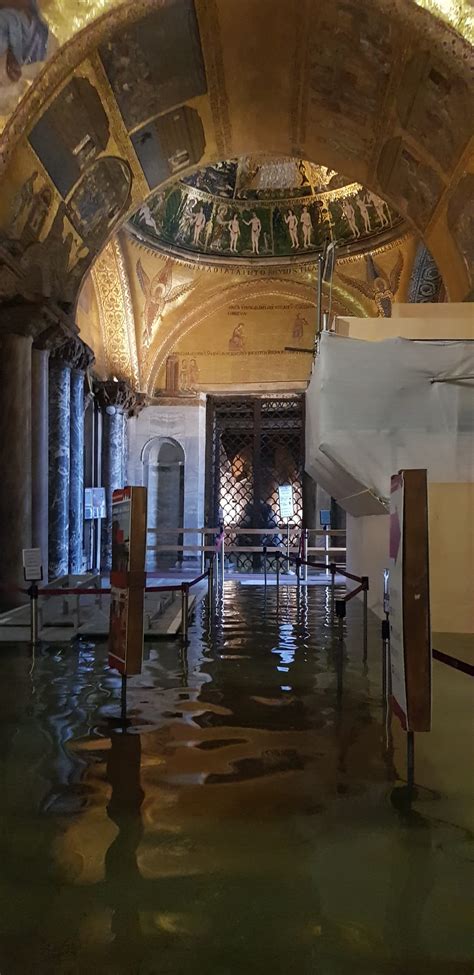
[109,487,147,676]
[85,487,106,520]
[278,484,294,520]
[389,470,431,732]
[22,547,43,582]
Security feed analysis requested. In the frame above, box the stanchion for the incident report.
[220,527,225,590]
[381,615,390,704]
[286,521,290,574]
[330,562,336,619]
[276,552,280,591]
[29,583,39,644]
[362,576,369,661]
[302,529,308,583]
[201,533,206,575]
[207,561,214,605]
[181,585,189,642]
[296,557,301,591]
[263,545,267,589]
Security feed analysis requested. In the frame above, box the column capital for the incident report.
[94,380,147,417]
[0,297,82,341]
[36,324,95,372]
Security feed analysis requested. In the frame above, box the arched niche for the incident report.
[141,436,185,570]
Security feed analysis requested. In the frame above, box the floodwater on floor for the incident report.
[0,583,472,975]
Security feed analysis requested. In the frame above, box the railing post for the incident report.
[29,583,39,645]
[207,560,213,605]
[220,523,225,590]
[276,552,280,591]
[362,576,369,661]
[201,530,206,574]
[181,584,189,641]
[263,545,267,589]
[296,557,301,591]
[330,562,336,620]
[121,674,127,723]
[303,529,308,583]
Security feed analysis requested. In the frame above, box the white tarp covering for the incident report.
[306,333,474,512]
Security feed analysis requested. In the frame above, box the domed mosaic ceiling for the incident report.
[128,157,405,265]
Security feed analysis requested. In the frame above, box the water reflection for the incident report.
[0,583,472,974]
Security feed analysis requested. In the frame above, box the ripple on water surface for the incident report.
[0,582,472,975]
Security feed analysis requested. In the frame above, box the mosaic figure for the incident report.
[228,213,240,253]
[300,205,313,247]
[229,322,245,352]
[191,205,206,245]
[341,199,360,238]
[243,212,262,255]
[338,250,404,317]
[284,209,299,248]
[367,190,391,227]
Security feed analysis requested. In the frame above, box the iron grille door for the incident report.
[206,396,304,571]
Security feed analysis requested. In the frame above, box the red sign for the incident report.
[108,486,147,676]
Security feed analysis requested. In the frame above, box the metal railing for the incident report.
[145,525,347,578]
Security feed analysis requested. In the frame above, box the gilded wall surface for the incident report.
[76,225,418,393]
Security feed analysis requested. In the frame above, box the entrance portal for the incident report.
[206,396,304,571]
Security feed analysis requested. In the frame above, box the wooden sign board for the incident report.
[108,486,147,676]
[389,469,431,732]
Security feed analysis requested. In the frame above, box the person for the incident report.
[243,211,261,254]
[341,199,360,238]
[0,1,52,88]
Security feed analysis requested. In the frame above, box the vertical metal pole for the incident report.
[296,558,301,590]
[276,553,280,591]
[330,563,336,620]
[30,586,39,644]
[325,526,329,573]
[362,577,368,661]
[201,531,205,574]
[181,585,189,641]
[317,254,323,336]
[207,562,213,604]
[263,546,267,589]
[407,730,415,792]
[220,529,225,590]
[303,528,308,583]
[121,674,127,723]
[286,520,290,574]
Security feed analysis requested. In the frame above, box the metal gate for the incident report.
[206,396,304,571]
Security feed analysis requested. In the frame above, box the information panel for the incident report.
[109,486,147,676]
[389,469,431,732]
[278,484,294,521]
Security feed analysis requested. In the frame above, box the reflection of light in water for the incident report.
[272,621,296,670]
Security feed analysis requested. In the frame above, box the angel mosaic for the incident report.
[338,251,404,318]
[136,258,194,348]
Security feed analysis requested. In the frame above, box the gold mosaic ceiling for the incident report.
[128,156,405,265]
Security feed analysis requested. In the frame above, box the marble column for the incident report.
[31,347,49,571]
[69,369,85,573]
[0,332,32,608]
[96,381,140,570]
[48,359,71,580]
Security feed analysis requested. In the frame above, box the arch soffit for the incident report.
[144,277,363,394]
[0,0,472,303]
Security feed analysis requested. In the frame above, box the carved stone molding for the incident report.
[35,323,95,371]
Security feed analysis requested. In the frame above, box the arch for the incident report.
[141,436,185,570]
[0,0,470,310]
